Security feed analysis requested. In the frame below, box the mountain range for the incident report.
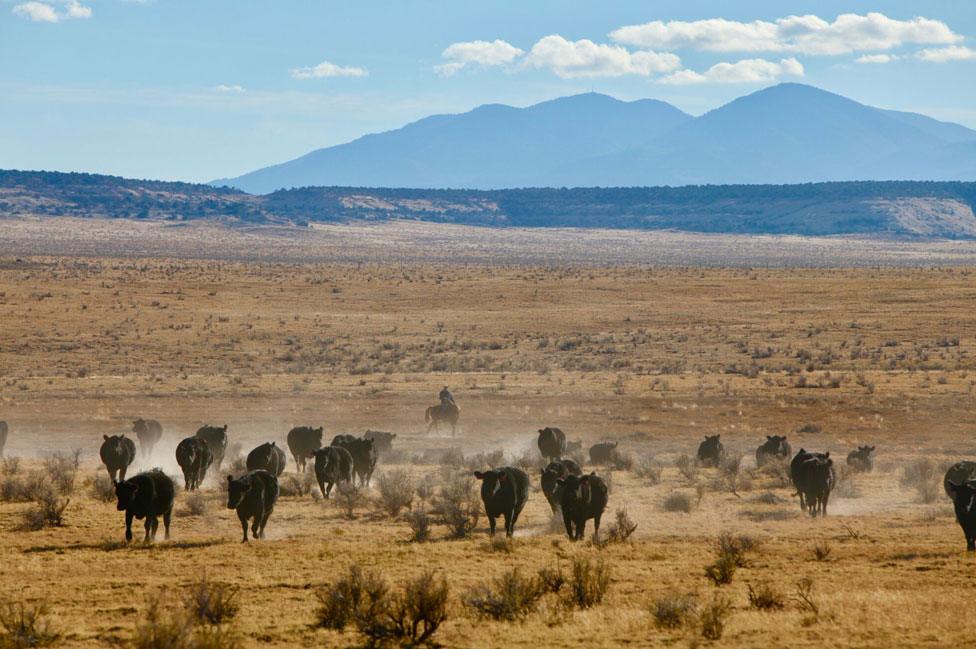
[215,83,976,194]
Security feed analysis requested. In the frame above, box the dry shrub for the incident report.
[464,449,505,472]
[813,541,832,562]
[758,456,792,487]
[279,472,316,498]
[315,565,385,631]
[132,593,241,649]
[794,577,822,624]
[748,582,785,610]
[900,459,941,503]
[336,482,364,520]
[403,506,432,543]
[663,491,694,513]
[565,557,610,609]
[42,450,80,495]
[376,468,414,517]
[601,509,637,544]
[486,536,513,554]
[317,566,448,647]
[183,577,239,625]
[19,484,69,531]
[704,554,736,586]
[705,532,758,586]
[634,457,662,485]
[652,592,698,630]
[609,449,634,471]
[510,448,538,474]
[432,472,480,539]
[465,569,545,621]
[675,454,698,482]
[89,472,116,503]
[0,600,60,648]
[699,595,732,640]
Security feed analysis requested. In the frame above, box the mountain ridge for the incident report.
[215,84,976,193]
[5,169,976,239]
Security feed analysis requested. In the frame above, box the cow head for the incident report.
[474,469,506,494]
[132,419,146,434]
[315,427,324,435]
[947,480,976,512]
[114,479,138,511]
[309,448,330,468]
[226,475,251,509]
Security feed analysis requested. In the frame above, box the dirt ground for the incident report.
[1,249,976,647]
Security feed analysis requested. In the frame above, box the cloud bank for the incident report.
[12,0,91,22]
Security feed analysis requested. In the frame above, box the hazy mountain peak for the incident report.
[216,84,976,193]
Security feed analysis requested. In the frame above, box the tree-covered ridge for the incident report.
[3,170,976,238]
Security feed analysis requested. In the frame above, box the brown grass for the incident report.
[1,257,976,647]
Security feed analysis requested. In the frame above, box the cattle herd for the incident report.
[3,417,976,550]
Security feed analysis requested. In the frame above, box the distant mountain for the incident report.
[213,93,691,193]
[215,84,976,192]
[6,170,976,239]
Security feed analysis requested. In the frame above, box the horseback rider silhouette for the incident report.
[439,386,455,408]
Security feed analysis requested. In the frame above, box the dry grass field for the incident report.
[2,241,976,647]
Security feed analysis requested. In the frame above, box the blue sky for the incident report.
[1,0,974,182]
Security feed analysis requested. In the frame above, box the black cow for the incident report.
[364,430,397,456]
[557,472,609,541]
[473,466,530,537]
[287,426,323,472]
[226,470,279,543]
[589,441,618,465]
[114,470,175,543]
[537,427,566,464]
[790,449,836,516]
[332,436,377,487]
[132,418,163,459]
[540,459,583,513]
[0,420,8,458]
[565,439,583,456]
[310,445,354,498]
[100,434,136,482]
[697,435,724,467]
[246,442,286,477]
[176,437,213,491]
[846,445,876,473]
[944,461,976,550]
[195,424,228,470]
[756,435,791,467]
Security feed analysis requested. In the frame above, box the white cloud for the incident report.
[290,60,368,80]
[435,39,524,76]
[522,34,681,79]
[611,13,961,56]
[855,53,898,64]
[214,84,246,93]
[659,57,804,85]
[13,1,59,21]
[916,45,976,63]
[13,0,90,22]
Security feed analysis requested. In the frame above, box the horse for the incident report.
[425,403,459,436]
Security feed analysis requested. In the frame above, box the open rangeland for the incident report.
[1,253,976,647]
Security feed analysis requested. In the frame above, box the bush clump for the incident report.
[565,557,610,609]
[652,592,698,630]
[432,473,480,539]
[0,600,60,648]
[376,469,415,517]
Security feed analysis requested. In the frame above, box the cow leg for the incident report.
[125,511,134,543]
[163,508,172,540]
[239,511,249,543]
[576,519,586,541]
[326,481,334,498]
[593,512,603,540]
[503,511,513,537]
[487,515,497,537]
[143,517,153,543]
[318,479,327,499]
[967,534,975,551]
[119,466,127,482]
[259,507,273,539]
[107,466,116,482]
[563,513,574,540]
[251,518,260,540]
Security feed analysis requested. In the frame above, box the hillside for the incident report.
[3,170,976,238]
[215,84,976,192]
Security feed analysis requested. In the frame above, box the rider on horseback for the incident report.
[439,386,455,408]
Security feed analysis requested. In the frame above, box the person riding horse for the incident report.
[439,386,455,408]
